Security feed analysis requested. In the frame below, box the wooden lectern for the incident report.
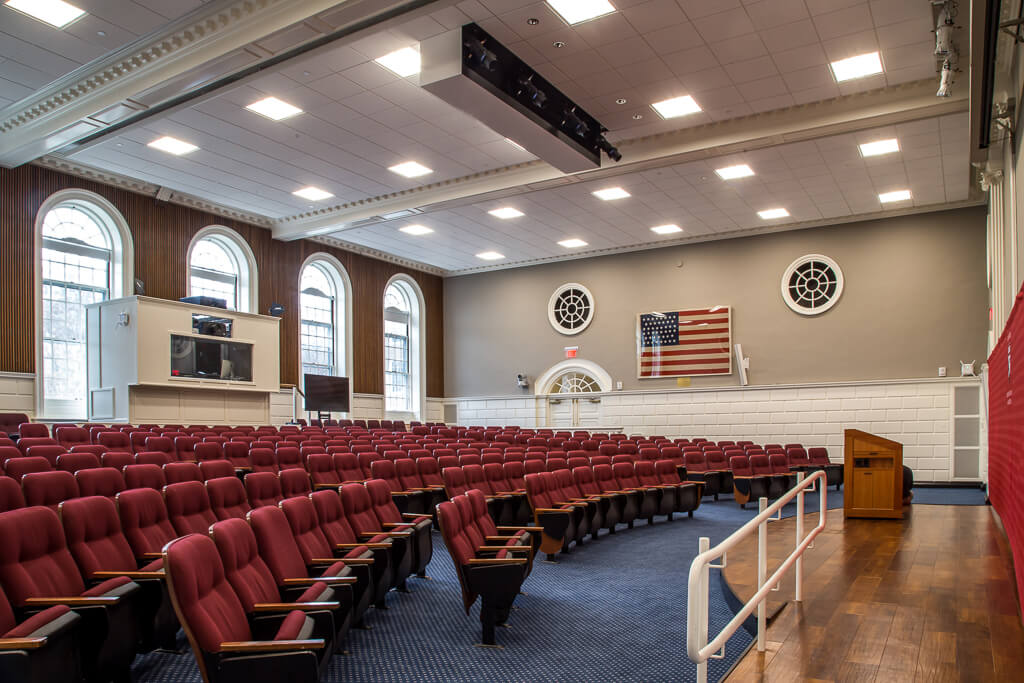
[843,429,903,519]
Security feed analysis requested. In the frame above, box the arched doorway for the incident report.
[536,360,612,428]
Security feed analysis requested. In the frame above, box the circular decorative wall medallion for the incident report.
[548,283,595,334]
[780,254,844,315]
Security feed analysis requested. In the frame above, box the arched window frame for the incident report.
[383,274,425,419]
[298,253,353,391]
[33,189,134,419]
[186,226,258,313]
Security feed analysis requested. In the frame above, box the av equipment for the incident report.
[303,375,350,413]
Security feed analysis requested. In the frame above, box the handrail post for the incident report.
[696,536,710,683]
[795,471,804,602]
[757,496,767,652]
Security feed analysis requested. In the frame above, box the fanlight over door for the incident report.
[546,370,602,428]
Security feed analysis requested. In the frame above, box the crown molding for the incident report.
[310,235,445,276]
[34,156,274,227]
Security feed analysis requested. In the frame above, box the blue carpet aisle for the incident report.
[912,486,987,505]
[131,497,793,683]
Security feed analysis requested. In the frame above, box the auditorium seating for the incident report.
[0,506,141,683]
[0,580,83,683]
[162,534,331,683]
[339,483,416,591]
[808,447,844,489]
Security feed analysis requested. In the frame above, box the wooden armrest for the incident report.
[313,483,342,490]
[380,523,412,528]
[484,535,519,540]
[24,596,119,606]
[533,508,571,514]
[477,546,530,552]
[335,543,390,550]
[281,576,356,586]
[92,570,163,580]
[359,531,411,538]
[219,639,325,653]
[335,557,374,565]
[400,513,428,520]
[234,466,252,472]
[340,479,366,485]
[140,552,163,560]
[409,487,436,491]
[554,501,586,507]
[497,526,543,533]
[467,558,526,565]
[251,602,339,613]
[0,637,47,650]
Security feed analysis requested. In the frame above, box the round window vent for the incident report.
[548,283,595,335]
[781,254,844,315]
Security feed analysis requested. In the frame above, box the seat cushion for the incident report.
[4,605,71,637]
[274,610,312,641]
[140,558,163,572]
[318,561,348,578]
[296,582,332,603]
[81,575,132,597]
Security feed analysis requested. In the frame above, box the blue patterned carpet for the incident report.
[912,486,987,506]
[131,491,843,683]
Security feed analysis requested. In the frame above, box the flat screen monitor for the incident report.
[304,374,350,413]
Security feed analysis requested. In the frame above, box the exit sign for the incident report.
[565,346,578,359]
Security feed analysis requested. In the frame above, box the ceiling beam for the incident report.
[271,79,968,241]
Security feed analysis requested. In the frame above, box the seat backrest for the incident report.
[279,497,334,565]
[244,472,283,509]
[130,432,157,454]
[634,460,661,485]
[705,450,728,470]
[165,480,217,536]
[248,448,278,474]
[612,462,642,488]
[206,477,251,521]
[482,462,512,493]
[164,462,202,485]
[0,476,26,512]
[365,479,405,524]
[246,505,313,583]
[309,490,360,545]
[684,451,708,472]
[74,467,126,500]
[144,436,173,455]
[26,445,66,467]
[221,442,249,468]
[807,447,830,465]
[436,500,474,567]
[208,518,281,611]
[338,482,381,535]
[305,454,339,487]
[162,534,253,655]
[369,459,403,491]
[729,456,754,476]
[22,470,79,510]
[462,464,492,494]
[116,487,177,557]
[172,436,200,461]
[416,457,443,486]
[135,451,171,467]
[100,451,133,471]
[5,456,53,481]
[502,461,526,489]
[333,453,363,483]
[55,426,89,449]
[17,423,50,439]
[552,468,582,499]
[193,442,223,463]
[787,447,810,466]
[749,455,773,476]
[769,454,791,475]
[394,458,424,489]
[56,452,101,474]
[275,447,303,471]
[199,460,236,481]
[279,469,312,499]
[97,431,131,451]
[654,459,682,484]
[458,454,481,467]
[60,495,138,575]
[442,466,469,496]
[123,463,166,491]
[0,506,85,604]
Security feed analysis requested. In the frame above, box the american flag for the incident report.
[637,307,732,378]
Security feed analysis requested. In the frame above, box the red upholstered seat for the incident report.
[100,451,133,471]
[280,469,312,499]
[206,477,251,521]
[55,426,90,450]
[116,488,177,560]
[0,506,140,683]
[415,457,443,487]
[338,483,415,589]
[5,456,52,482]
[22,470,79,510]
[172,436,200,462]
[0,476,26,512]
[193,442,224,463]
[17,423,49,439]
[129,432,157,454]
[123,463,166,491]
[275,447,303,471]
[163,461,202,485]
[75,467,126,500]
[199,460,236,481]
[135,451,171,467]
[729,456,772,508]
[248,448,278,474]
[306,454,340,489]
[164,481,217,536]
[162,533,328,683]
[25,444,65,466]
[244,472,283,509]
[0,581,83,682]
[56,452,100,474]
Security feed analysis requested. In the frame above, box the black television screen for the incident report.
[304,374,350,413]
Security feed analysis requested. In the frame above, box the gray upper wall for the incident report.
[443,206,989,398]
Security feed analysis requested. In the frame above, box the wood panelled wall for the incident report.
[0,165,444,396]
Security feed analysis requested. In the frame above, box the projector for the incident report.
[420,23,620,173]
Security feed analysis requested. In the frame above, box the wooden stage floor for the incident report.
[721,503,1024,682]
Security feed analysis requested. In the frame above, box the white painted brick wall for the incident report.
[449,378,984,483]
[0,373,35,417]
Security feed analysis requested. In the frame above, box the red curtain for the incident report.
[988,285,1024,616]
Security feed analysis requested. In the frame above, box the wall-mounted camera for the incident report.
[516,374,529,388]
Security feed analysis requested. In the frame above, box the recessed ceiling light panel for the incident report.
[246,96,303,121]
[5,0,85,28]
[879,189,911,203]
[400,224,434,235]
[758,208,790,220]
[375,47,421,77]
[488,207,524,219]
[147,136,198,156]
[650,224,683,235]
[476,251,505,260]
[546,0,615,25]
[830,51,883,82]
[292,187,334,201]
[592,187,630,200]
[558,238,588,248]
[651,95,701,119]
[715,164,755,180]
[859,138,900,157]
[388,161,433,178]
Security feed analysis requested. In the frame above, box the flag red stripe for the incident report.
[678,316,729,325]
[675,327,729,336]
[641,358,730,368]
[673,308,727,317]
[642,348,728,358]
[643,337,730,346]
[640,368,729,376]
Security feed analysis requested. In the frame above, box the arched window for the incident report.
[299,256,351,385]
[187,227,257,312]
[383,276,425,417]
[383,284,411,412]
[35,191,133,418]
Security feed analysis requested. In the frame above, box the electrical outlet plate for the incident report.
[938,366,947,377]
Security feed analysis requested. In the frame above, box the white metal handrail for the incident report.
[686,470,828,683]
